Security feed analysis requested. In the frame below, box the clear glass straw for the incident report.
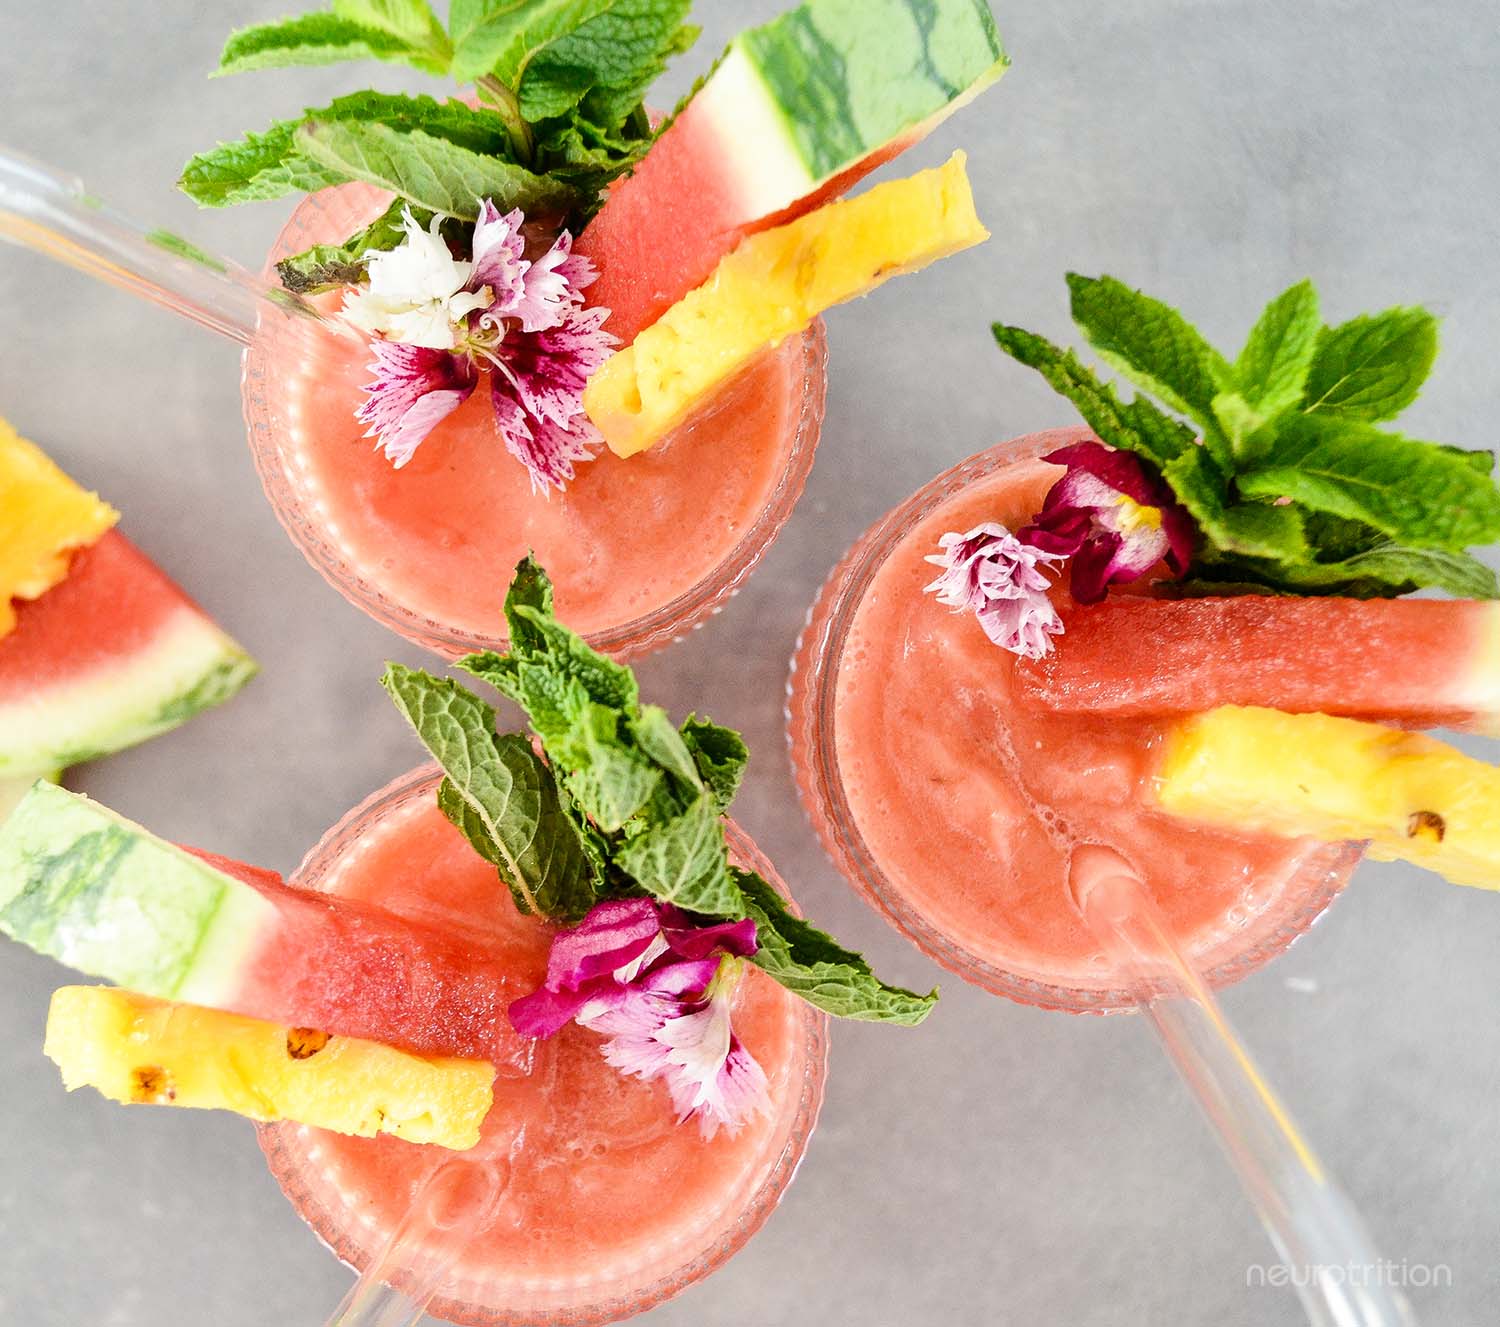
[0,144,355,347]
[1069,844,1417,1327]
[321,1155,510,1327]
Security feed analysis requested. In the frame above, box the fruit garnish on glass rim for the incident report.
[583,151,990,458]
[385,555,937,1135]
[181,0,1005,488]
[44,985,494,1150]
[926,274,1500,659]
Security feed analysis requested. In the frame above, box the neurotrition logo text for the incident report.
[1246,1261,1451,1290]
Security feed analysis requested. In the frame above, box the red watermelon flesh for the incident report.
[184,848,534,1068]
[0,531,257,775]
[576,115,913,347]
[1016,595,1500,733]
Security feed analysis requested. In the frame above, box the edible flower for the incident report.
[347,201,615,490]
[1017,441,1194,604]
[509,898,770,1138]
[341,209,490,350]
[924,523,1068,659]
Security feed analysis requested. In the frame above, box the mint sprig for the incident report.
[995,275,1500,599]
[184,0,698,273]
[384,557,937,1026]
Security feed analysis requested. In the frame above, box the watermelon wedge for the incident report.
[575,0,1007,345]
[0,531,258,777]
[1016,595,1500,734]
[0,784,530,1067]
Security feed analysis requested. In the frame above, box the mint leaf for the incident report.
[1303,307,1438,422]
[559,708,663,831]
[520,0,696,124]
[450,0,617,85]
[508,607,638,712]
[736,870,937,1025]
[1268,544,1499,599]
[1232,279,1320,423]
[530,115,653,208]
[1241,414,1500,551]
[181,92,516,208]
[616,796,743,916]
[631,706,703,794]
[274,197,436,294]
[382,664,597,919]
[991,324,1195,467]
[296,119,577,219]
[1066,273,1233,442]
[680,715,747,814]
[216,14,418,75]
[1161,446,1308,563]
[331,0,450,69]
[1208,389,1273,460]
[180,119,344,206]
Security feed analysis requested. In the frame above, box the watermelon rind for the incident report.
[0,783,274,1003]
[699,0,1008,217]
[0,609,258,777]
[0,772,57,824]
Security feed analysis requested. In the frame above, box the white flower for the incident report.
[342,208,493,350]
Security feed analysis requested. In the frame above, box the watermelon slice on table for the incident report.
[0,531,258,782]
[576,0,1008,345]
[1016,595,1500,733]
[0,783,534,1068]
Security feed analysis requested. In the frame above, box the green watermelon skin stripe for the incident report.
[740,0,1008,180]
[0,784,531,1063]
[0,782,271,1000]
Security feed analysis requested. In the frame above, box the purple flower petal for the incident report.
[505,305,616,427]
[1017,441,1198,604]
[1039,441,1163,506]
[924,522,1068,659]
[507,231,588,333]
[468,200,529,301]
[508,980,600,1039]
[508,899,770,1136]
[352,200,616,490]
[663,913,759,961]
[354,340,476,468]
[490,378,601,493]
[543,896,664,991]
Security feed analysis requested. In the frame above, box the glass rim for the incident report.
[241,183,829,661]
[787,428,1363,1015]
[257,763,830,1327]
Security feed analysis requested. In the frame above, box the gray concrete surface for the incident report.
[2,1,1497,1323]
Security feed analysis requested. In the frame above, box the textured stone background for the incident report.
[1,1,1497,1323]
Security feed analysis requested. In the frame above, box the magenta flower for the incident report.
[354,341,477,469]
[925,522,1068,659]
[347,201,616,491]
[509,898,770,1138]
[1018,442,1195,603]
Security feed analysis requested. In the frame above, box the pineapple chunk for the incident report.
[1157,706,1500,890]
[44,986,494,1150]
[0,417,118,637]
[584,151,988,457]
